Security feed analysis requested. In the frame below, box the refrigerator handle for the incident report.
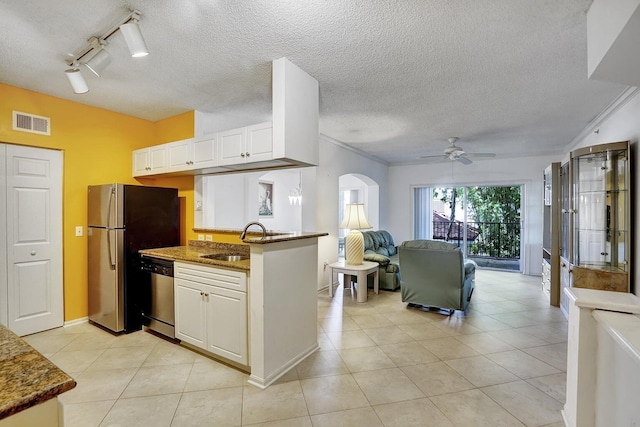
[107,229,116,270]
[107,185,115,229]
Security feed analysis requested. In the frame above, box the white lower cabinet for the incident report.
[174,262,248,366]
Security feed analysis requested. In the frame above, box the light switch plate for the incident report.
[198,234,205,241]
[75,226,83,237]
[205,235,213,241]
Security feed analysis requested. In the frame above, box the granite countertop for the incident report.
[241,231,328,244]
[0,325,76,420]
[140,241,251,270]
[192,228,328,245]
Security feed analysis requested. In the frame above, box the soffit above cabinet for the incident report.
[588,0,640,86]
[134,57,319,178]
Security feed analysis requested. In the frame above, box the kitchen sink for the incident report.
[200,253,249,262]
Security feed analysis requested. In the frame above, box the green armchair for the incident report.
[399,240,476,314]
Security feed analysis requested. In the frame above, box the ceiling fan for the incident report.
[419,137,496,165]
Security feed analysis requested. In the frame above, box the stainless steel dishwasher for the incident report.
[140,257,175,339]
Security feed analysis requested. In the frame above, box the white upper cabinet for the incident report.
[191,134,217,169]
[218,127,248,166]
[167,138,193,172]
[167,135,217,173]
[247,122,274,163]
[133,145,169,176]
[218,122,273,166]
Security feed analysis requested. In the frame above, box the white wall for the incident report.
[314,136,389,288]
[388,154,558,276]
[198,169,307,232]
[567,87,640,296]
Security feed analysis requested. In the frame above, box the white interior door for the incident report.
[6,145,63,336]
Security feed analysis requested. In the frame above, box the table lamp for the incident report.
[339,203,372,265]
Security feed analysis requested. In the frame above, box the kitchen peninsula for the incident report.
[141,229,327,389]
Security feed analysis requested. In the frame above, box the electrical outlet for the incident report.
[205,235,213,241]
[198,234,205,241]
[75,226,83,237]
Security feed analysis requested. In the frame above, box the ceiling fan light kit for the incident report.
[64,9,148,94]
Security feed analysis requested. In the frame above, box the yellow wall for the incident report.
[0,83,194,321]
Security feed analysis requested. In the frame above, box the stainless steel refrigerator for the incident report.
[88,184,179,333]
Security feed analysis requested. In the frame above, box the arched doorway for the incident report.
[338,173,379,257]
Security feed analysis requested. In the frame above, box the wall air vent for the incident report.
[12,111,51,136]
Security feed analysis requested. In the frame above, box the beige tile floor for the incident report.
[24,270,567,426]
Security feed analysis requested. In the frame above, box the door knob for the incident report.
[30,251,36,256]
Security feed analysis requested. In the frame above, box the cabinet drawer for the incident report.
[175,261,246,292]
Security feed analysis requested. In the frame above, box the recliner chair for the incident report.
[399,240,476,314]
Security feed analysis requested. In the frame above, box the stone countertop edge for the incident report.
[139,233,327,267]
[241,231,328,244]
[0,325,76,420]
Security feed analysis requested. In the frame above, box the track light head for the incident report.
[119,14,149,57]
[65,66,89,94]
[84,37,112,77]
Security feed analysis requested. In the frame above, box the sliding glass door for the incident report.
[413,185,522,271]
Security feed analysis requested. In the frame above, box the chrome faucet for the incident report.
[240,221,267,240]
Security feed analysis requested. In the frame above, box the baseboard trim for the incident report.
[64,317,88,327]
[248,342,319,389]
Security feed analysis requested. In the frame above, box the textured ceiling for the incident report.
[0,0,628,164]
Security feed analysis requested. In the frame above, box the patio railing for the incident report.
[432,221,521,259]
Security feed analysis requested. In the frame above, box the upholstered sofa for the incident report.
[399,240,476,313]
[359,230,401,291]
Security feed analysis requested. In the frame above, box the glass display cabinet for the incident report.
[570,141,630,293]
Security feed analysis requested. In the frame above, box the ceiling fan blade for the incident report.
[465,152,496,158]
[456,156,473,165]
[418,154,447,159]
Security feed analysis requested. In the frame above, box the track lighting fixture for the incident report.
[64,9,148,94]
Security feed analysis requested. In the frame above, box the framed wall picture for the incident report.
[258,181,273,217]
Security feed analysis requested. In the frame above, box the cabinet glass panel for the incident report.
[572,148,628,272]
[560,162,570,260]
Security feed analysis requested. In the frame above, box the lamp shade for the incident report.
[65,68,89,94]
[340,204,372,265]
[339,204,372,230]
[119,20,149,57]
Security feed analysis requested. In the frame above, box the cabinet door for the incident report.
[148,145,169,174]
[167,139,192,172]
[175,279,207,349]
[218,127,247,166]
[132,149,150,176]
[206,285,247,365]
[246,122,273,163]
[192,135,217,169]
